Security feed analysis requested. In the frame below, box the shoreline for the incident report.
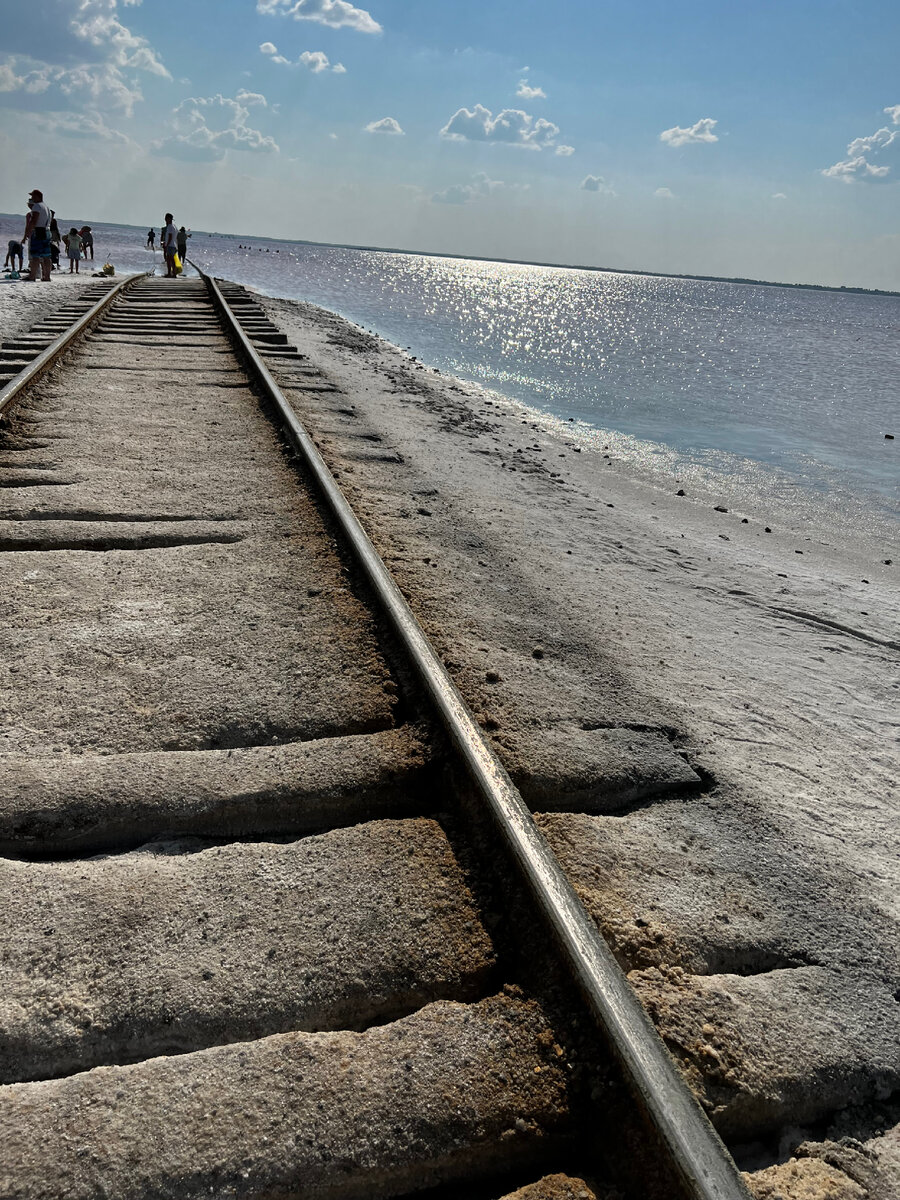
[258,288,900,1176]
[232,277,899,552]
[259,287,899,917]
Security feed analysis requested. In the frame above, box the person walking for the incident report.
[147,228,155,249]
[80,226,94,260]
[4,239,24,273]
[176,225,189,264]
[65,227,83,274]
[162,213,179,277]
[23,188,52,282]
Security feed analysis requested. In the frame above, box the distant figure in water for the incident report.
[177,226,189,262]
[147,229,155,248]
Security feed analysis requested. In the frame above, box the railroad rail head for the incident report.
[192,262,754,1200]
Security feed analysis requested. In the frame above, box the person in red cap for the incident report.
[23,189,52,282]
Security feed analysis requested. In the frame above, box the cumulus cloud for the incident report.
[257,0,381,34]
[0,0,169,117]
[365,116,403,134]
[772,192,787,200]
[654,187,675,199]
[236,88,267,106]
[299,50,345,72]
[554,144,574,156]
[440,103,560,150]
[822,105,900,183]
[517,79,545,100]
[581,174,615,195]
[432,171,506,205]
[153,92,279,162]
[260,43,344,71]
[69,0,169,79]
[27,107,132,145]
[659,117,718,147]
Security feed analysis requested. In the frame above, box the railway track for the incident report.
[0,269,752,1199]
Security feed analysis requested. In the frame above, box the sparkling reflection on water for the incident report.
[81,221,900,539]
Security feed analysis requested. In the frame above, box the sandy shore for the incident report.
[257,291,898,1179]
[261,292,898,916]
[1,274,896,1187]
[0,273,106,344]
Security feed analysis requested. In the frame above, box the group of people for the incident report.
[147,218,190,277]
[5,189,94,282]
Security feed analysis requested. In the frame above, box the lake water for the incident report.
[4,215,897,541]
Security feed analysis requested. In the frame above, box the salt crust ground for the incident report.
[258,292,899,1186]
[0,274,99,343]
[260,292,898,922]
[2,277,896,1192]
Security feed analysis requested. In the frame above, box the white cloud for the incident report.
[257,0,381,34]
[153,92,279,162]
[822,105,900,183]
[18,106,132,149]
[772,192,787,200]
[432,171,505,205]
[517,79,546,100]
[0,0,169,117]
[236,89,267,106]
[365,116,403,135]
[654,186,675,199]
[298,50,344,72]
[581,174,615,195]
[261,44,345,71]
[554,144,574,156]
[440,103,560,150]
[659,117,718,147]
[40,107,132,144]
[69,0,169,79]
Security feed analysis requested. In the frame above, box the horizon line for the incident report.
[2,211,897,298]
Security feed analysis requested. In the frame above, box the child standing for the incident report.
[65,227,83,274]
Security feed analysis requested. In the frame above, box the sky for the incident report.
[1,0,899,289]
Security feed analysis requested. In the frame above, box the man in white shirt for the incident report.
[162,213,179,278]
[23,188,52,282]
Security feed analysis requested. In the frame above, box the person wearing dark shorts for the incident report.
[4,240,23,272]
[162,213,179,277]
[24,189,52,282]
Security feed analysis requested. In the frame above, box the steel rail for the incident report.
[200,268,753,1200]
[0,272,148,419]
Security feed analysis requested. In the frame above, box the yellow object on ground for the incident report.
[102,263,115,276]
[173,253,183,274]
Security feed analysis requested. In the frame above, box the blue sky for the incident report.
[2,0,899,287]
